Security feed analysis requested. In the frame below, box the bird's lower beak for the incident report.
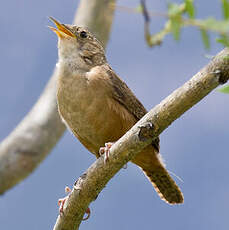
[48,17,76,38]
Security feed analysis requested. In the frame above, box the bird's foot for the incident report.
[58,186,72,214]
[58,186,91,221]
[99,142,114,163]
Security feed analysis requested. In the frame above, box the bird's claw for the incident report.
[58,186,91,221]
[99,142,114,163]
[58,186,72,215]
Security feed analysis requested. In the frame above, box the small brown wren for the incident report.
[49,17,183,204]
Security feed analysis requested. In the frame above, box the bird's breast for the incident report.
[57,71,136,156]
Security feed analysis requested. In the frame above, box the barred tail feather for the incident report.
[142,168,184,204]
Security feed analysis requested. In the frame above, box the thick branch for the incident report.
[0,0,116,195]
[53,48,229,230]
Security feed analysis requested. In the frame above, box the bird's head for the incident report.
[49,17,106,72]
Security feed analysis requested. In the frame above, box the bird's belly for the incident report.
[57,84,135,156]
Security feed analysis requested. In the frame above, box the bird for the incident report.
[49,17,184,207]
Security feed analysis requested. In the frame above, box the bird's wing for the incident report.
[104,65,147,120]
[102,64,160,152]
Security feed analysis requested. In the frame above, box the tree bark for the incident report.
[53,48,229,230]
[0,0,116,195]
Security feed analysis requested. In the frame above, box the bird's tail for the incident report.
[142,166,183,204]
[132,146,183,204]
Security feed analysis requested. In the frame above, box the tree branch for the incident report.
[53,48,229,230]
[0,0,116,195]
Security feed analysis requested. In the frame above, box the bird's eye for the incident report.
[80,31,87,38]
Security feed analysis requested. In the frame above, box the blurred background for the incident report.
[0,0,228,229]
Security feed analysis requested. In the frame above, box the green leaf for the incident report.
[218,84,229,94]
[222,0,229,20]
[200,17,229,34]
[170,17,182,40]
[136,5,143,13]
[185,0,195,19]
[200,29,210,50]
[168,3,182,16]
[168,3,183,40]
[216,35,229,46]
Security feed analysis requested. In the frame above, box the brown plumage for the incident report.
[49,17,183,204]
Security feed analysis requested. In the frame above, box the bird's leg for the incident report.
[99,142,114,163]
[58,186,91,220]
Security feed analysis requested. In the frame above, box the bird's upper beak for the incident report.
[48,17,76,38]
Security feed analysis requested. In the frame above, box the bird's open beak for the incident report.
[48,17,76,38]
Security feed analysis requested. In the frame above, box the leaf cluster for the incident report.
[142,0,229,50]
[139,0,229,94]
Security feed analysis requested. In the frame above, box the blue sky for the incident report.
[0,0,228,229]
